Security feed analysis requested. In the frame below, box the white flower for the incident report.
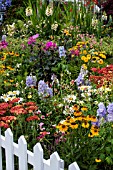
[63,94,76,103]
[45,6,53,16]
[26,7,33,16]
[51,23,58,31]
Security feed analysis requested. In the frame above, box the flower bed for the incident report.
[0,0,113,169]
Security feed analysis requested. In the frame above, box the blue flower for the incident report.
[97,102,107,118]
[26,75,37,87]
[107,103,113,114]
[38,80,53,98]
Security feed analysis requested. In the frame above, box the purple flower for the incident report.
[97,102,107,117]
[107,103,113,114]
[106,114,113,122]
[75,74,84,86]
[38,80,53,98]
[26,75,37,87]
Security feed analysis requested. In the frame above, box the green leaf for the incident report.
[106,156,113,164]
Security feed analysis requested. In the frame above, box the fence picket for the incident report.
[68,162,80,170]
[28,143,44,170]
[50,152,61,170]
[5,128,14,170]
[0,128,80,170]
[18,136,28,170]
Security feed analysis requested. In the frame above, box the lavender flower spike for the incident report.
[97,102,107,117]
[107,103,113,114]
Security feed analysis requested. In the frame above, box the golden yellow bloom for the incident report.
[72,104,79,111]
[82,64,87,70]
[81,107,88,111]
[88,132,94,137]
[98,59,103,64]
[84,57,89,63]
[10,80,14,83]
[70,122,78,129]
[95,158,101,162]
[90,116,97,122]
[83,50,87,55]
[9,51,14,55]
[99,53,106,59]
[74,111,82,117]
[56,124,68,132]
[7,66,14,70]
[90,128,99,136]
[14,53,19,57]
[93,52,98,55]
[81,56,86,60]
[81,121,90,128]
[86,54,91,60]
[63,120,70,126]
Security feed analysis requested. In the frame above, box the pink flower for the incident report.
[91,68,98,72]
[39,122,45,131]
[28,34,39,45]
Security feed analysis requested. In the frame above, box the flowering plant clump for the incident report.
[90,64,113,88]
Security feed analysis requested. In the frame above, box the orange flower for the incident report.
[74,111,82,117]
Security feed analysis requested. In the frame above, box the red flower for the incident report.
[26,115,40,122]
[0,102,9,110]
[26,106,38,112]
[0,110,6,115]
[0,121,9,128]
[9,98,20,104]
[10,105,27,115]
[24,101,36,106]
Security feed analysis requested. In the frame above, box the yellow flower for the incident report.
[81,121,90,128]
[88,132,94,137]
[81,56,86,60]
[10,80,14,82]
[9,51,14,55]
[86,54,91,60]
[83,50,87,55]
[81,107,88,111]
[95,158,101,162]
[99,53,106,59]
[56,124,68,132]
[74,111,82,117]
[90,126,99,136]
[98,59,103,64]
[27,94,32,99]
[72,104,79,111]
[84,57,89,63]
[69,122,78,129]
[82,64,87,70]
[14,53,19,57]
[93,52,98,55]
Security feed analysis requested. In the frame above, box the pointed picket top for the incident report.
[68,162,80,170]
[33,143,44,170]
[18,135,28,170]
[50,152,61,170]
[5,128,14,170]
[18,135,27,145]
[5,128,13,138]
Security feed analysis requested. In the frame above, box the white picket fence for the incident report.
[0,128,80,170]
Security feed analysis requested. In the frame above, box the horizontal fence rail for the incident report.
[0,128,80,170]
